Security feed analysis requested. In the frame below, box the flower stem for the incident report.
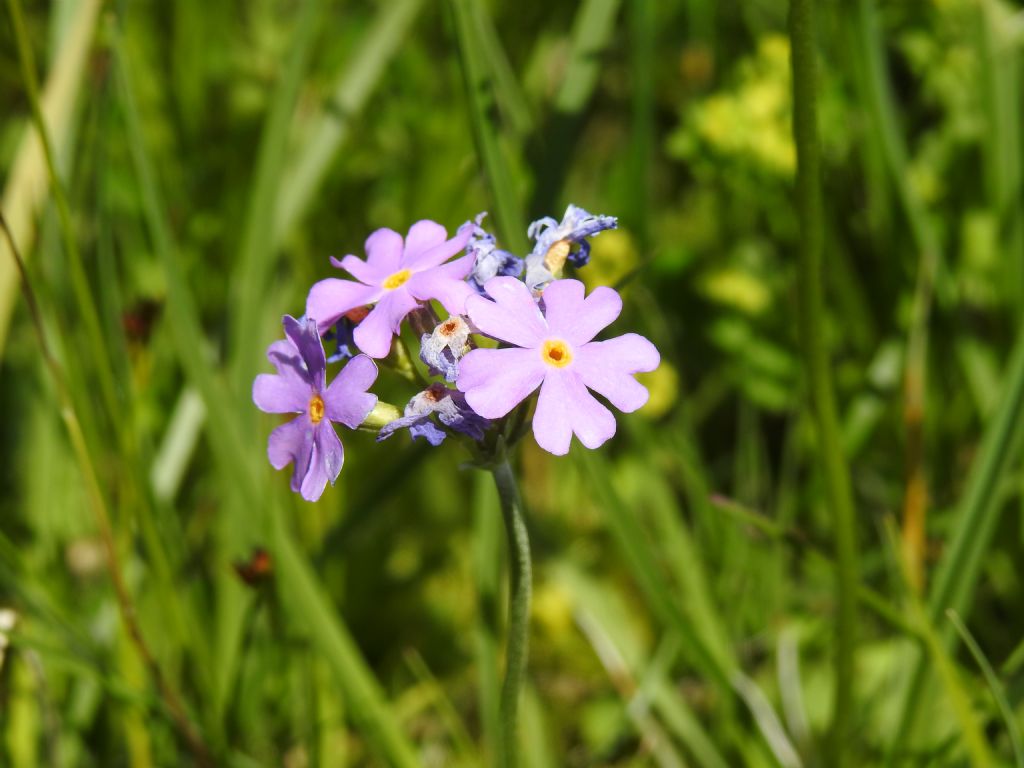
[490,457,531,768]
[789,0,860,763]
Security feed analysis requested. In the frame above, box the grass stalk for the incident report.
[449,0,527,253]
[6,0,121,437]
[0,0,100,352]
[788,0,860,761]
[948,610,1024,768]
[889,320,1024,755]
[230,0,324,392]
[0,212,214,768]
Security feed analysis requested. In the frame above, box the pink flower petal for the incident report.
[532,369,616,455]
[457,347,546,418]
[364,228,405,273]
[401,220,447,262]
[253,373,308,414]
[299,422,345,502]
[406,253,476,315]
[267,416,313,491]
[466,276,547,348]
[352,288,420,358]
[541,280,622,345]
[306,278,381,333]
[403,220,474,271]
[283,315,326,391]
[574,334,659,412]
[324,355,379,428]
[265,338,312,390]
[334,254,388,286]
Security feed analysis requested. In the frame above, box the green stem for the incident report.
[491,457,531,768]
[789,1,860,763]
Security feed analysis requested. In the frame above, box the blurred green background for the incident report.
[3,0,1024,765]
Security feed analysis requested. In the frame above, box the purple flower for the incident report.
[524,204,617,290]
[253,316,379,501]
[377,382,490,446]
[419,315,471,382]
[456,277,659,455]
[306,220,476,358]
[465,213,523,294]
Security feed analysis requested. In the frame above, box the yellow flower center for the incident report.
[383,269,412,290]
[308,394,325,424]
[541,339,572,368]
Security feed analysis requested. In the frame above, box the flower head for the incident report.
[524,205,617,290]
[377,382,490,446]
[456,278,659,455]
[306,220,476,358]
[465,213,523,294]
[253,316,379,501]
[420,315,471,382]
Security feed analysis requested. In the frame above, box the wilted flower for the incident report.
[457,278,659,455]
[420,315,472,382]
[378,382,490,446]
[524,204,617,290]
[253,316,378,501]
[325,306,369,364]
[307,220,476,358]
[466,213,523,294]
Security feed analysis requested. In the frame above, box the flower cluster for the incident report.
[253,205,660,500]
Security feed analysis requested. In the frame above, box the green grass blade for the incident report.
[150,387,207,503]
[114,32,255,496]
[553,0,622,114]
[520,685,558,768]
[229,0,325,390]
[6,0,122,442]
[890,320,1024,752]
[403,649,478,762]
[846,0,950,308]
[948,610,1024,768]
[449,0,527,252]
[530,0,622,216]
[730,672,803,768]
[975,0,1023,303]
[559,563,729,768]
[1002,635,1024,678]
[907,598,993,767]
[274,0,426,244]
[271,512,421,768]
[0,0,101,353]
[625,0,654,248]
[577,449,731,687]
[474,7,533,138]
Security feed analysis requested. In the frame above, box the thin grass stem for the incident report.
[6,0,121,437]
[0,211,214,768]
[788,0,860,761]
[947,610,1024,768]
